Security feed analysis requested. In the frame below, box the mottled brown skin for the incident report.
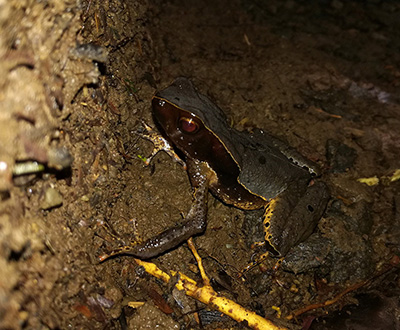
[105,77,329,260]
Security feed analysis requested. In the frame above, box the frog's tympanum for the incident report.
[112,77,330,260]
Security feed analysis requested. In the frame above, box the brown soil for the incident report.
[0,0,399,329]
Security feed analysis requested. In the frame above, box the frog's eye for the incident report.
[179,117,199,134]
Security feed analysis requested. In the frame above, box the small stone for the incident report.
[41,187,63,210]
[47,147,73,170]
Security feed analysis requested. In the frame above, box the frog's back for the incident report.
[236,129,316,201]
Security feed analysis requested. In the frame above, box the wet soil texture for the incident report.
[0,0,399,329]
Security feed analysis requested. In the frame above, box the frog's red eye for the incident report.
[179,117,199,134]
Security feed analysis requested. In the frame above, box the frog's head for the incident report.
[151,77,238,175]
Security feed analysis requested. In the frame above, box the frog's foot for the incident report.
[99,244,139,262]
[138,121,186,168]
[97,219,143,262]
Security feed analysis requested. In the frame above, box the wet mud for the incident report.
[0,0,399,329]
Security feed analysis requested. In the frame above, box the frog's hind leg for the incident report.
[99,160,211,261]
[99,180,209,261]
[263,180,330,257]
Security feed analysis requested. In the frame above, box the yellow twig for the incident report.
[134,258,287,330]
[187,237,210,286]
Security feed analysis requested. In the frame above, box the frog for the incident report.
[101,77,330,261]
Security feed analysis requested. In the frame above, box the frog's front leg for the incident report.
[264,180,330,256]
[100,160,211,260]
[139,121,185,167]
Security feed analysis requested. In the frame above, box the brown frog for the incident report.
[102,77,329,260]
